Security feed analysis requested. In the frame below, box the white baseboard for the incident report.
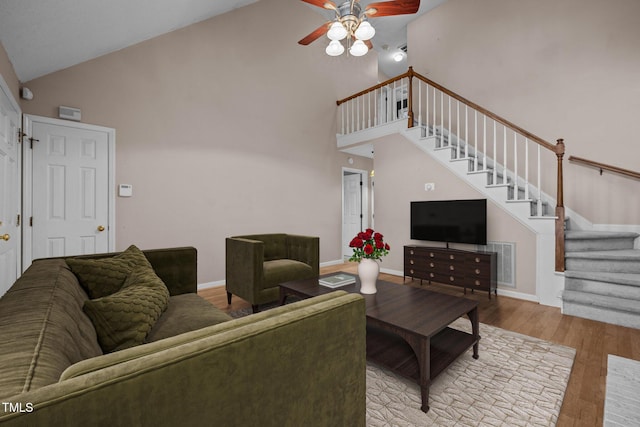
[321,259,347,267]
[496,288,539,303]
[197,280,224,291]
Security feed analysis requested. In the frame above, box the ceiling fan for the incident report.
[298,0,420,57]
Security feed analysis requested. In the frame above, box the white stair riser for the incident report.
[563,302,640,329]
[565,278,640,299]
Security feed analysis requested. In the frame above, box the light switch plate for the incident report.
[119,184,133,197]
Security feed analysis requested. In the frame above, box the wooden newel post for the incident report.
[555,138,566,272]
[407,66,415,128]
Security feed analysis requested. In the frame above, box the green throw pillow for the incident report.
[83,265,170,353]
[67,245,153,299]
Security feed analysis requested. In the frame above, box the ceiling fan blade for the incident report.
[300,0,337,11]
[365,0,420,17]
[298,22,331,45]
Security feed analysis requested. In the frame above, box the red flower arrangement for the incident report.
[348,228,390,262]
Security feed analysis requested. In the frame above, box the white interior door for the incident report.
[26,117,115,263]
[0,76,21,296]
[342,170,368,260]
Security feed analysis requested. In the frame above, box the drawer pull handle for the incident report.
[475,268,480,274]
[410,269,414,274]
[430,273,435,278]
[449,276,455,281]
[449,265,455,271]
[475,280,481,286]
[475,257,480,263]
[410,260,414,265]
[450,254,455,260]
[429,252,435,257]
[429,262,435,268]
[410,250,415,255]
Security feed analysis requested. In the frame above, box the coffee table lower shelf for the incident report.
[366,324,477,396]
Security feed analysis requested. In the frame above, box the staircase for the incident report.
[563,231,640,328]
[335,67,639,321]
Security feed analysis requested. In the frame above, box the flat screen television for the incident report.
[410,199,487,245]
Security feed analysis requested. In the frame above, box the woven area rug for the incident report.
[228,309,575,426]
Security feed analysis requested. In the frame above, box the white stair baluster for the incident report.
[493,121,497,185]
[474,110,478,171]
[537,144,542,216]
[456,100,460,159]
[393,80,397,121]
[503,126,508,185]
[433,86,436,138]
[418,80,422,131]
[483,115,487,171]
[525,138,530,200]
[426,84,430,136]
[448,96,451,147]
[513,131,519,200]
[374,88,378,127]
[465,105,468,159]
[440,90,444,147]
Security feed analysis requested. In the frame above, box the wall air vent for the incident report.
[480,241,516,287]
[59,106,81,121]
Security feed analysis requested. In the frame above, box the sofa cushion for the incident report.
[66,244,152,299]
[0,259,103,400]
[83,265,170,353]
[263,259,314,289]
[146,294,233,343]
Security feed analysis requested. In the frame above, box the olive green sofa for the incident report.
[0,246,365,426]
[226,234,319,312]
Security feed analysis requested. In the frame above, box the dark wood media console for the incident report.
[404,245,498,299]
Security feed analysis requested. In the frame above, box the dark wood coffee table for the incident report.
[279,273,480,413]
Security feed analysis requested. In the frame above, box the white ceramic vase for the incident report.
[358,258,379,294]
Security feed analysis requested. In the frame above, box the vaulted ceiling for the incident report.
[0,0,445,83]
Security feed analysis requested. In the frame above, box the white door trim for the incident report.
[22,115,116,268]
[342,167,369,260]
[0,73,22,289]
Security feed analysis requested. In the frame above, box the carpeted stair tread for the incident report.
[565,271,640,287]
[565,230,639,240]
[565,249,640,260]
[562,290,640,314]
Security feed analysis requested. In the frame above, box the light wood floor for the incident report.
[198,263,640,427]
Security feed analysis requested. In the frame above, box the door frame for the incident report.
[342,167,369,260]
[22,115,116,269]
[0,73,22,286]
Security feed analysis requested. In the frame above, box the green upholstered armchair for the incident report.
[226,234,319,312]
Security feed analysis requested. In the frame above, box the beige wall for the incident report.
[21,0,378,284]
[373,134,537,296]
[0,41,20,104]
[408,0,640,225]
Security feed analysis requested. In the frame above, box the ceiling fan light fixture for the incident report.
[393,51,405,62]
[326,40,345,56]
[327,21,348,41]
[354,20,375,41]
[350,39,368,57]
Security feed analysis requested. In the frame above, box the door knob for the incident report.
[1,234,9,241]
[97,225,105,232]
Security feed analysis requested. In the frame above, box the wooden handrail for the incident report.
[569,156,640,181]
[336,71,411,106]
[408,68,560,154]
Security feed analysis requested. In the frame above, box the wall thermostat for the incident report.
[119,184,133,197]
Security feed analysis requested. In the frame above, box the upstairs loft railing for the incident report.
[569,156,640,181]
[337,67,567,272]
